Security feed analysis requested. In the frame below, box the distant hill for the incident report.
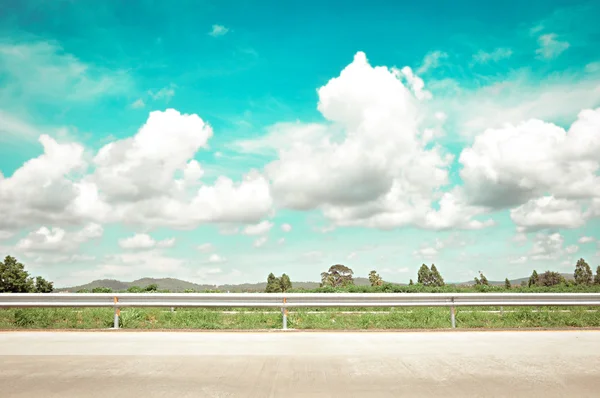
[58,274,573,292]
[59,276,374,293]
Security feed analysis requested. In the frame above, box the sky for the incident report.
[1,0,600,287]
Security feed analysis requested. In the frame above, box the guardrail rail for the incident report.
[1,292,600,329]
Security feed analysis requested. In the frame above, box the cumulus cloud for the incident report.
[578,236,594,244]
[260,52,473,230]
[118,233,175,250]
[280,223,292,232]
[16,223,103,253]
[197,243,214,253]
[208,254,226,263]
[417,51,447,74]
[0,109,274,232]
[529,232,567,261]
[242,220,273,236]
[459,109,600,230]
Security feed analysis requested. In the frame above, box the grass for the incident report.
[1,307,600,330]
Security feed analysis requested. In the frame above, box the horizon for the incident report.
[1,0,600,288]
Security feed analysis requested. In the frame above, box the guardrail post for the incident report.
[450,298,456,329]
[113,297,120,329]
[500,306,504,316]
[282,297,288,330]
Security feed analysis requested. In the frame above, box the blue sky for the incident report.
[1,0,600,287]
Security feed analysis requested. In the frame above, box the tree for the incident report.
[430,264,445,287]
[144,283,158,292]
[280,273,292,292]
[504,278,511,289]
[368,270,383,287]
[409,279,414,286]
[574,258,593,285]
[474,271,488,286]
[321,264,354,287]
[91,287,113,293]
[34,276,54,293]
[0,256,34,293]
[417,264,432,286]
[528,270,539,287]
[265,273,281,293]
[595,266,600,285]
[127,286,143,293]
[538,271,564,287]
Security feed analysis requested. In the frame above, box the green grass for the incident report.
[1,307,599,330]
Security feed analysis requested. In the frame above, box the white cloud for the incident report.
[398,66,432,100]
[413,246,438,259]
[459,109,600,227]
[253,236,268,248]
[260,52,467,230]
[347,252,357,260]
[578,236,594,244]
[131,99,145,109]
[417,51,447,74]
[536,33,570,59]
[208,254,226,263]
[16,223,103,253]
[0,41,131,103]
[0,230,13,240]
[277,237,285,245]
[197,243,214,253]
[242,220,273,236]
[280,223,292,233]
[209,25,229,37]
[118,233,176,250]
[148,85,175,102]
[510,196,586,231]
[566,244,579,254]
[472,47,513,64]
[530,232,565,260]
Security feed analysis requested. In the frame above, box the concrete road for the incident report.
[1,331,599,397]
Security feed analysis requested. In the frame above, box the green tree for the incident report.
[574,258,593,285]
[368,270,383,287]
[144,283,159,292]
[127,286,143,293]
[321,264,354,287]
[34,276,54,293]
[417,264,432,286]
[265,273,281,293]
[430,264,445,287]
[280,273,292,292]
[409,279,414,286]
[91,287,113,293]
[504,278,511,289]
[0,256,34,293]
[528,270,539,287]
[474,271,488,286]
[594,266,600,285]
[538,271,564,287]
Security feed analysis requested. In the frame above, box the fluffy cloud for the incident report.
[0,109,273,231]
[208,254,226,263]
[242,220,273,236]
[578,236,594,244]
[16,223,103,253]
[280,223,292,232]
[197,243,214,252]
[459,109,600,232]
[118,233,175,250]
[260,52,467,230]
[472,48,513,64]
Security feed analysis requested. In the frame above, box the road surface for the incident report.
[1,331,599,397]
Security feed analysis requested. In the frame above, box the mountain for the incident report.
[59,276,374,293]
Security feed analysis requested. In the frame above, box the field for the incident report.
[1,306,600,330]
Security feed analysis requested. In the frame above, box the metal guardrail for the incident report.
[1,293,600,329]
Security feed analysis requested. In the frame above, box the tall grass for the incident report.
[1,307,599,330]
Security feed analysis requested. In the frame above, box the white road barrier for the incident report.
[1,292,600,329]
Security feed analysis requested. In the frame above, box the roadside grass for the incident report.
[1,306,599,330]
